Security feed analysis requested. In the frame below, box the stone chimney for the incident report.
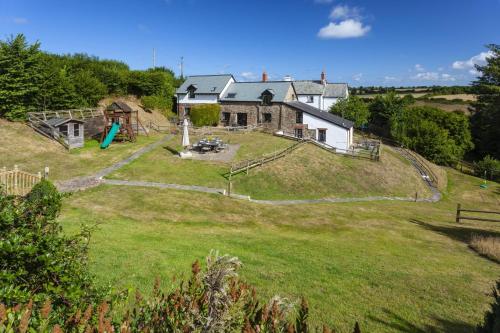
[262,71,268,82]
[321,70,327,85]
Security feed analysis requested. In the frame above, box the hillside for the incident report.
[231,143,434,200]
[0,119,162,181]
[108,132,437,200]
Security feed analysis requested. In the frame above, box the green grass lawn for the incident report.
[59,169,500,333]
[108,132,431,199]
[0,119,163,181]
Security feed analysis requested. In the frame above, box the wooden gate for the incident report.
[0,166,46,196]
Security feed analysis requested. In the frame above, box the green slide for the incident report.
[100,122,120,149]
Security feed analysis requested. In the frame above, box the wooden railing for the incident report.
[274,131,380,161]
[0,166,48,196]
[398,148,438,188]
[228,140,306,177]
[28,108,103,121]
[456,204,500,223]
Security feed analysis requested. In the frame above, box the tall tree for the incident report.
[329,96,369,128]
[0,34,42,120]
[471,44,500,159]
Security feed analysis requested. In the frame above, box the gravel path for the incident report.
[56,135,172,192]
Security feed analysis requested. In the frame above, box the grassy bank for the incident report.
[59,169,500,333]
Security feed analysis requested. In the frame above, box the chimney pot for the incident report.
[262,71,268,82]
[321,70,327,84]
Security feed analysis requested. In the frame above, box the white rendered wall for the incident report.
[177,93,219,104]
[322,97,339,111]
[303,112,350,151]
[297,95,322,109]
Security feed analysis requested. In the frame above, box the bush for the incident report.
[141,94,175,118]
[473,156,500,181]
[190,104,221,127]
[0,180,103,309]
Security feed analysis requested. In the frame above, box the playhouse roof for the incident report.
[108,101,134,112]
[45,117,85,127]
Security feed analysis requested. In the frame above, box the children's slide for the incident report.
[100,122,120,149]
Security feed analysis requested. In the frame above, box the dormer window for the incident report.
[261,89,275,106]
[186,84,197,99]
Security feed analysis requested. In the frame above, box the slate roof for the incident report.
[176,75,234,94]
[324,83,348,98]
[292,81,348,98]
[293,81,324,95]
[220,82,293,102]
[45,118,84,127]
[285,101,354,129]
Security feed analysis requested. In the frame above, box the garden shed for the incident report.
[39,118,85,149]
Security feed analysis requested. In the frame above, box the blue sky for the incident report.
[1,0,499,86]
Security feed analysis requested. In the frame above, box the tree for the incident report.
[329,96,369,128]
[0,34,42,120]
[368,92,408,136]
[471,44,500,159]
[393,106,473,165]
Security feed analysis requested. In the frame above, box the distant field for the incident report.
[357,92,428,99]
[430,94,477,101]
[414,100,472,114]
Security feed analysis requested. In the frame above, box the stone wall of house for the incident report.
[219,102,311,138]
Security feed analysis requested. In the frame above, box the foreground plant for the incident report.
[0,250,361,332]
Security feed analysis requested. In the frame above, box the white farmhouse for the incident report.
[176,74,235,118]
[293,71,349,111]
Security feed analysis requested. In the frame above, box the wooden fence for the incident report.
[456,204,500,223]
[228,140,306,177]
[0,166,47,196]
[274,132,380,161]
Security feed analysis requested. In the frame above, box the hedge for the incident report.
[190,104,220,127]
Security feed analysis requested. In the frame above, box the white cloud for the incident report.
[414,64,425,72]
[318,19,370,39]
[352,73,363,81]
[452,51,493,70]
[384,76,400,82]
[240,72,257,80]
[411,72,456,82]
[329,5,361,20]
[12,17,28,24]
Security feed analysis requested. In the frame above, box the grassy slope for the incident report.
[59,169,500,333]
[0,119,163,181]
[109,133,430,199]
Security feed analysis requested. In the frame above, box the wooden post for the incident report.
[456,203,461,223]
[246,160,249,175]
[415,192,418,202]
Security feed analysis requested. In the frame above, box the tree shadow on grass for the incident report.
[409,218,500,244]
[409,218,500,264]
[368,308,476,333]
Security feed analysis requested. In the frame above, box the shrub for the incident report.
[190,104,221,127]
[473,156,500,181]
[470,234,500,262]
[477,280,500,333]
[141,94,175,118]
[0,180,103,309]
